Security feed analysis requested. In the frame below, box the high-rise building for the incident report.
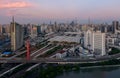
[0,25,3,34]
[41,24,48,34]
[93,31,106,56]
[84,30,106,56]
[10,17,23,51]
[37,25,41,35]
[2,24,11,36]
[112,21,119,34]
[100,25,107,33]
[30,25,37,38]
[84,30,93,50]
[23,25,29,36]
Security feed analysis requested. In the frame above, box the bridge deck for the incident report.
[0,53,120,63]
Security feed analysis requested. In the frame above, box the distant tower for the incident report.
[10,16,24,51]
[0,25,3,34]
[112,21,119,34]
[12,16,14,23]
[88,17,90,25]
[30,25,38,38]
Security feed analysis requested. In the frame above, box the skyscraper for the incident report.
[37,25,41,35]
[112,21,119,34]
[84,30,93,51]
[10,17,23,51]
[93,31,106,56]
[30,25,37,38]
[84,30,106,56]
[0,25,3,34]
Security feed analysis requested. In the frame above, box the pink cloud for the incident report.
[0,1,33,9]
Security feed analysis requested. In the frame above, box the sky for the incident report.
[0,0,120,24]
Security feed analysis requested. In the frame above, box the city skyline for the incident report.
[0,0,120,24]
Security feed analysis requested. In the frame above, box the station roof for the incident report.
[48,36,80,43]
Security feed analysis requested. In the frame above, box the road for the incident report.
[0,63,19,75]
[0,64,23,78]
[0,52,120,63]
[31,44,56,59]
[0,35,57,77]
[8,63,35,78]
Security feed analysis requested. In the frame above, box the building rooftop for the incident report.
[2,51,12,55]
[49,36,80,43]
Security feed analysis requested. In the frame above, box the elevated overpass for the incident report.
[1,53,120,63]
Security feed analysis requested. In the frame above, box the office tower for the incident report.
[81,25,88,31]
[10,17,23,51]
[37,25,41,35]
[1,25,11,36]
[2,27,5,34]
[54,21,58,32]
[0,25,3,34]
[93,31,106,56]
[100,25,107,33]
[45,26,52,33]
[112,21,119,34]
[23,25,28,36]
[30,25,37,38]
[4,25,11,34]
[84,30,106,56]
[84,30,93,51]
[41,24,47,34]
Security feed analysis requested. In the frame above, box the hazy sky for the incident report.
[0,0,120,24]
